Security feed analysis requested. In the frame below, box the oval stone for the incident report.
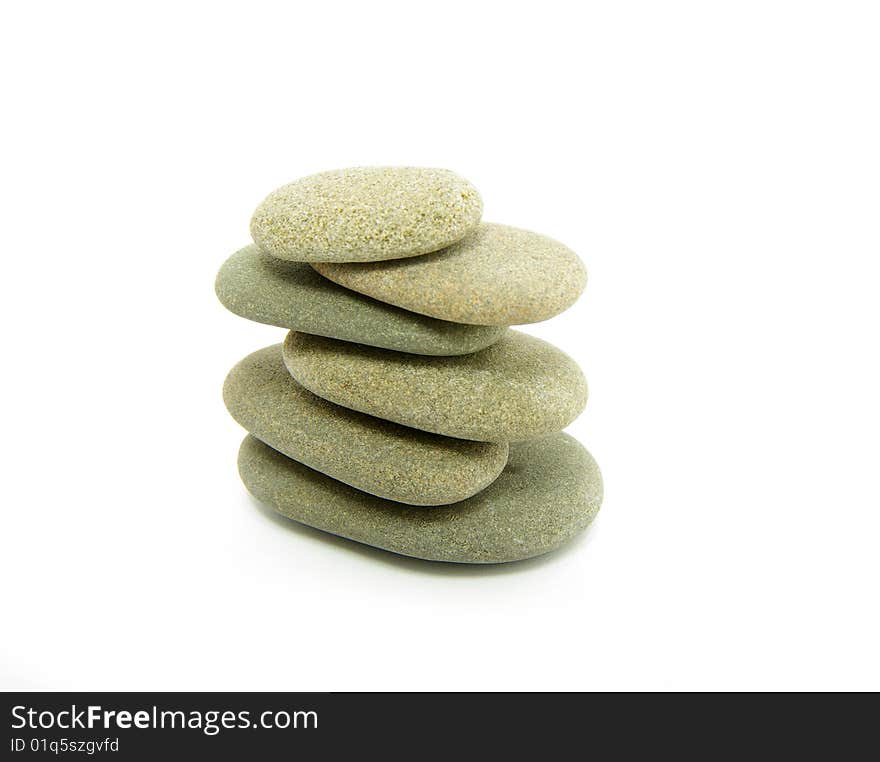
[223,345,508,505]
[215,245,505,356]
[283,330,588,442]
[250,167,483,262]
[312,222,587,325]
[239,432,602,564]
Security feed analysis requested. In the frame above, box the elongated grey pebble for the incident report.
[283,330,588,442]
[250,167,483,262]
[223,345,508,505]
[239,432,602,564]
[312,222,587,325]
[215,245,505,355]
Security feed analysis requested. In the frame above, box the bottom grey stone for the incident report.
[238,432,603,564]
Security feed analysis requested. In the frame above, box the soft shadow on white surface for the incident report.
[245,493,601,577]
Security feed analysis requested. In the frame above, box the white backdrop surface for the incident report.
[1,1,878,690]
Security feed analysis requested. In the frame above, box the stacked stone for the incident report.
[216,167,602,564]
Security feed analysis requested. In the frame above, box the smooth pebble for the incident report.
[250,167,482,262]
[283,330,588,442]
[312,222,586,325]
[215,245,506,355]
[223,345,508,505]
[238,432,602,564]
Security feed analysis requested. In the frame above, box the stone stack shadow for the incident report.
[216,167,603,564]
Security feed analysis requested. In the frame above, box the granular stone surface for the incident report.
[283,330,588,442]
[239,432,602,564]
[215,245,505,355]
[250,167,483,262]
[223,345,508,505]
[312,222,586,325]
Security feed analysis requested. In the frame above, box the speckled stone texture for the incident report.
[239,432,602,564]
[223,345,508,505]
[215,245,505,356]
[250,167,483,262]
[312,222,587,325]
[283,330,588,442]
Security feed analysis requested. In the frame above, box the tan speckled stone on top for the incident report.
[223,345,508,505]
[312,222,587,325]
[250,167,483,262]
[283,330,588,442]
[239,432,602,564]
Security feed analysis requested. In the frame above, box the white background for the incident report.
[1,2,878,691]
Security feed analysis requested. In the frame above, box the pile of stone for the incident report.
[216,167,602,563]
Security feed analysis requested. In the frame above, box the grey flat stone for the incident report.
[239,432,602,564]
[223,345,508,506]
[313,222,587,325]
[250,167,483,262]
[215,245,505,356]
[283,330,588,442]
